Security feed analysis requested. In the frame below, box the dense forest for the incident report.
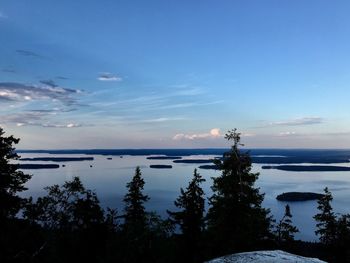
[1,127,350,262]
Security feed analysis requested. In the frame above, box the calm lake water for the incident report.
[19,153,350,242]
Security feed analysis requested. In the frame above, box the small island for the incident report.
[198,165,219,170]
[20,157,94,162]
[262,165,350,172]
[173,159,214,164]
[147,156,182,160]
[19,164,60,169]
[149,165,173,169]
[276,192,325,202]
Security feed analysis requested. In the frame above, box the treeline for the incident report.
[1,127,350,262]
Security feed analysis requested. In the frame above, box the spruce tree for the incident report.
[122,166,150,262]
[123,166,149,232]
[334,214,350,262]
[276,204,299,244]
[314,187,336,245]
[0,127,32,220]
[168,169,206,262]
[206,129,272,254]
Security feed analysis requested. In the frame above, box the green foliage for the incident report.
[276,204,299,244]
[206,129,272,254]
[168,169,206,262]
[313,187,336,245]
[0,127,32,220]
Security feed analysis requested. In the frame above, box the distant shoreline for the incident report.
[17,149,350,164]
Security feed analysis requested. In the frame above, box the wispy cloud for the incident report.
[41,123,82,128]
[0,111,84,129]
[56,76,69,80]
[16,49,46,59]
[0,82,82,105]
[173,128,222,140]
[278,131,297,136]
[261,117,324,127]
[2,68,16,73]
[40,79,58,87]
[142,117,186,123]
[97,72,122,82]
[1,111,46,124]
[0,12,7,19]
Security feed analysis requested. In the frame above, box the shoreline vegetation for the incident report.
[2,128,350,262]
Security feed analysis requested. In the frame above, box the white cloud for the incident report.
[210,128,220,137]
[173,128,222,140]
[262,117,324,127]
[42,123,81,128]
[98,72,122,82]
[142,117,186,123]
[279,131,297,136]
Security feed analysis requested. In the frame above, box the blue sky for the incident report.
[1,0,350,149]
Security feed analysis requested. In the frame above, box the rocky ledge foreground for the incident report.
[206,250,326,263]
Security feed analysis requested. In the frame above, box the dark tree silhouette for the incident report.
[122,166,150,262]
[276,204,299,244]
[314,187,336,245]
[24,177,108,262]
[206,129,272,254]
[123,166,150,233]
[168,169,206,262]
[333,214,350,262]
[26,176,105,230]
[0,127,35,262]
[0,127,32,220]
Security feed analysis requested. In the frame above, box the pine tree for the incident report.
[314,187,336,245]
[206,129,272,254]
[168,169,206,262]
[276,204,299,244]
[0,127,32,220]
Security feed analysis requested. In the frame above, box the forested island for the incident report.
[18,163,60,169]
[198,164,219,170]
[20,157,94,162]
[277,192,325,202]
[147,156,182,160]
[173,159,215,164]
[149,164,173,169]
[262,165,350,172]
